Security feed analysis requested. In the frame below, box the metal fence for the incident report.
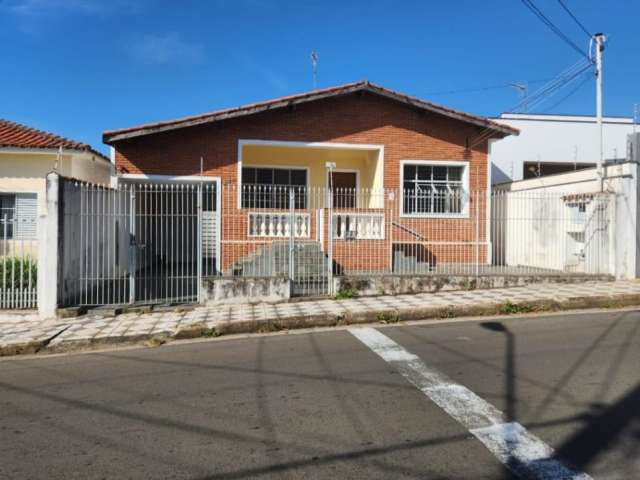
[57,179,615,306]
[0,215,38,309]
[223,185,615,296]
[59,179,217,307]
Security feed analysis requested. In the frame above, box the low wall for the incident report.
[334,274,614,297]
[202,276,291,305]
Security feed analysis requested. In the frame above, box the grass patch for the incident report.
[335,288,359,300]
[499,301,534,315]
[377,311,399,323]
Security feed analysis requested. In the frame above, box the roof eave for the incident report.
[103,81,518,143]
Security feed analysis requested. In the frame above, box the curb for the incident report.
[3,293,640,357]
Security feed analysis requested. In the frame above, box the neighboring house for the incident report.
[489,113,636,184]
[492,133,640,280]
[0,119,111,225]
[103,80,517,276]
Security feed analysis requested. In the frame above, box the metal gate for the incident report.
[59,179,218,307]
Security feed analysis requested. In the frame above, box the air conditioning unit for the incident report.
[628,132,640,162]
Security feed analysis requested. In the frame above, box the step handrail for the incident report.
[391,220,428,241]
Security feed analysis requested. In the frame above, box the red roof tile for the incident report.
[103,80,519,143]
[0,119,108,160]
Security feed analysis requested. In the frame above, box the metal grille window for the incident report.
[402,163,466,215]
[242,167,307,209]
[0,194,16,238]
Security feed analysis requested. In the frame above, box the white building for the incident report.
[489,113,636,184]
[491,133,640,279]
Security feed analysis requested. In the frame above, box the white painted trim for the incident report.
[237,139,385,207]
[399,159,470,218]
[118,173,219,183]
[326,168,360,208]
[119,173,222,273]
[239,139,384,151]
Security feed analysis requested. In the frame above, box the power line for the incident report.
[541,69,592,113]
[557,0,592,38]
[468,59,594,147]
[520,0,589,59]
[423,79,551,96]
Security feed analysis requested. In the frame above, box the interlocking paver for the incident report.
[1,280,640,354]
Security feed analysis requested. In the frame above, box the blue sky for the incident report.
[1,0,638,154]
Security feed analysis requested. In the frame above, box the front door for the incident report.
[330,171,357,208]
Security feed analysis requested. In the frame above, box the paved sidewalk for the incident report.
[2,280,640,356]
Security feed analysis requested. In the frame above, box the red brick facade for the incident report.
[111,92,499,273]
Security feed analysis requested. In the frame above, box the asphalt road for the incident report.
[1,310,639,479]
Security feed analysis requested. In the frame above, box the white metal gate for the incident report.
[59,179,218,307]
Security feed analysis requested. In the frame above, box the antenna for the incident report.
[310,51,318,89]
[509,82,529,112]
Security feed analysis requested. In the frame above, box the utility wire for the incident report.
[469,59,594,148]
[557,0,592,38]
[424,79,550,97]
[541,69,592,113]
[520,0,589,59]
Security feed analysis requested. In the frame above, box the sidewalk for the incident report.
[2,280,640,356]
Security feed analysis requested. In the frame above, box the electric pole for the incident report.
[594,33,605,191]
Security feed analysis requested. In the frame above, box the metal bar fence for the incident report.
[0,214,37,309]
[222,185,615,291]
[0,213,38,309]
[59,180,217,307]
[58,180,615,307]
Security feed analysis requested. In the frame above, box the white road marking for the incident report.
[349,327,592,480]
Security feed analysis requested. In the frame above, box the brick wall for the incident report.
[112,92,496,273]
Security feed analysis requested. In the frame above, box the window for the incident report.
[242,167,307,209]
[402,162,467,216]
[0,194,15,238]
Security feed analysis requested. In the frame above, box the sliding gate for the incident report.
[59,179,218,307]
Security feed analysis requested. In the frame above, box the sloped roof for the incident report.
[0,119,108,161]
[103,80,519,143]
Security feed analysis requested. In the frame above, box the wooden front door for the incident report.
[330,172,357,208]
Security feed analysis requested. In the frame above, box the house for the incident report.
[0,119,111,221]
[0,119,110,309]
[491,132,640,280]
[489,113,636,184]
[102,80,517,294]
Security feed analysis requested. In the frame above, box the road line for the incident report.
[349,327,592,480]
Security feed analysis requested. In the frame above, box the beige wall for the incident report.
[0,149,111,214]
[241,144,383,208]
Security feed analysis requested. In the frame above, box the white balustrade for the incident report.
[248,213,310,238]
[332,213,384,240]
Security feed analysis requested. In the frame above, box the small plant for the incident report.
[438,307,457,319]
[335,287,359,300]
[377,311,399,323]
[0,257,37,289]
[499,301,533,315]
[202,327,221,338]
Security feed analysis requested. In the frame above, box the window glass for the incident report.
[273,169,290,185]
[290,169,307,186]
[256,169,273,185]
[402,164,465,215]
[242,168,256,184]
[0,194,16,238]
[242,167,307,209]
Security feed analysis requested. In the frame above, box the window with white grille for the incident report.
[401,162,468,216]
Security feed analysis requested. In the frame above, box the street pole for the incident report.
[594,33,605,192]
